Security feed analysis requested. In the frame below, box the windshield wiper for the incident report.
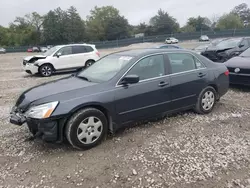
[76,75,91,82]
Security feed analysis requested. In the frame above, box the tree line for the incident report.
[0,3,249,47]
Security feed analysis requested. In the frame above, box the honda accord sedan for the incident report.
[10,49,229,150]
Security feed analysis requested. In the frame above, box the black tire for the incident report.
[39,64,53,77]
[65,108,108,150]
[194,86,217,114]
[85,60,95,68]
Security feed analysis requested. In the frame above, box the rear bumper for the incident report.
[10,113,66,143]
[229,73,250,86]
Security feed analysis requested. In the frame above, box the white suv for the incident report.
[165,37,179,44]
[22,44,100,77]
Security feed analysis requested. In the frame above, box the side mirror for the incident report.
[239,44,244,48]
[120,75,139,85]
[56,52,62,58]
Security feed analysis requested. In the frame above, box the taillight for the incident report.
[224,70,229,76]
[96,51,100,57]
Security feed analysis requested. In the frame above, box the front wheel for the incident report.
[39,64,53,77]
[194,86,217,114]
[65,108,108,150]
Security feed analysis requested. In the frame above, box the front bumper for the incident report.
[229,73,250,86]
[23,64,39,74]
[10,113,66,143]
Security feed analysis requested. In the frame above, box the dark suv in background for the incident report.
[201,37,250,62]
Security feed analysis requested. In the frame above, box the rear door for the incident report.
[114,54,171,125]
[72,45,88,68]
[166,52,208,110]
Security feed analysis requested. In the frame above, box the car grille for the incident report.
[228,67,250,74]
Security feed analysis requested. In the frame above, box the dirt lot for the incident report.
[0,42,250,188]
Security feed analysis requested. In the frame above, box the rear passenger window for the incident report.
[72,46,87,54]
[85,46,94,52]
[167,53,196,74]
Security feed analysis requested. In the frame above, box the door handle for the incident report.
[198,72,206,77]
[158,81,169,87]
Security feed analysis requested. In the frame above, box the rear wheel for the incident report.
[195,86,217,114]
[85,60,95,68]
[65,108,108,150]
[39,64,53,77]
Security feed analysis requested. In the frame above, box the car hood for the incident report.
[205,46,235,52]
[224,56,250,69]
[24,55,46,61]
[15,76,99,110]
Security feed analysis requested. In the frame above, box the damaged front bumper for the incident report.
[22,63,39,74]
[10,108,66,143]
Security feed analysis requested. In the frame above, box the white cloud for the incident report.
[0,0,249,26]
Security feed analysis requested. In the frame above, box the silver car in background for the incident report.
[0,47,6,54]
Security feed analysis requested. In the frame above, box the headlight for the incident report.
[25,101,58,119]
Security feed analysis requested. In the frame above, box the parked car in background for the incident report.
[199,35,210,42]
[22,43,100,77]
[40,47,48,52]
[165,37,179,44]
[47,45,53,49]
[32,47,40,52]
[10,49,229,149]
[27,48,33,52]
[201,37,250,62]
[152,44,182,49]
[224,47,250,86]
[0,47,6,54]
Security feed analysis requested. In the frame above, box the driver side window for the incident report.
[57,46,72,56]
[127,54,165,81]
[239,39,248,49]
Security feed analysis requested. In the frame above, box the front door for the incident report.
[53,46,74,70]
[114,54,171,125]
[166,52,208,110]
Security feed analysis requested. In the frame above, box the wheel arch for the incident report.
[39,62,56,71]
[63,103,113,136]
[207,84,219,100]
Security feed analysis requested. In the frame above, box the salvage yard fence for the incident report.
[4,28,250,53]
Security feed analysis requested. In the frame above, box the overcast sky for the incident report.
[0,0,249,27]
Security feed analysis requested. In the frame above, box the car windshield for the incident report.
[240,47,250,57]
[43,46,61,56]
[76,54,134,83]
[216,38,241,49]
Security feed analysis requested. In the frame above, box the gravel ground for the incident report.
[0,42,250,188]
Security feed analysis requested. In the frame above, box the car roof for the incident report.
[56,43,96,48]
[154,44,181,48]
[114,48,193,57]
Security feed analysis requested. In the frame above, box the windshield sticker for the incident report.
[119,56,133,61]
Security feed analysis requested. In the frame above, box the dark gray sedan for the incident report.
[225,47,250,86]
[10,49,229,149]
